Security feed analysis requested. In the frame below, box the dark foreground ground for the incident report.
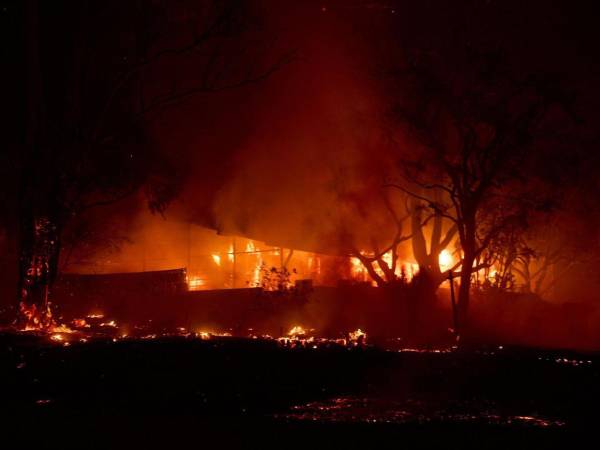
[0,332,598,449]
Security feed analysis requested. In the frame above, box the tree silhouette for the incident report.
[13,0,291,327]
[386,48,572,333]
[408,196,458,290]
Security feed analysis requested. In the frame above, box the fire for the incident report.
[49,327,75,346]
[245,241,262,286]
[381,251,393,270]
[439,249,453,270]
[212,254,221,266]
[187,275,205,290]
[350,254,373,282]
[195,329,232,339]
[18,301,53,331]
[51,323,75,333]
[308,256,321,275]
[350,251,418,283]
[86,313,104,319]
[72,318,89,328]
[407,263,419,280]
[252,263,261,286]
[227,245,234,263]
[288,325,308,337]
[348,328,367,344]
[348,328,367,347]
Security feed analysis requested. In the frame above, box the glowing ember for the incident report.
[50,323,75,333]
[71,318,89,328]
[86,313,104,319]
[196,330,232,339]
[18,301,53,331]
[398,347,455,353]
[279,396,566,428]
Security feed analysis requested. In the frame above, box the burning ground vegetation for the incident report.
[3,313,370,354]
[1,315,599,447]
[4,313,371,349]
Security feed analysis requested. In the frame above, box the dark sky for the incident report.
[2,0,599,259]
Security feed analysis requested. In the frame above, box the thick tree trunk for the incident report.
[457,251,475,337]
[16,214,60,329]
[411,200,456,292]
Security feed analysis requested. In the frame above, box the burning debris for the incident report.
[16,218,58,330]
[49,333,65,342]
[348,328,367,345]
[12,314,372,351]
[277,396,567,428]
[287,325,310,337]
[195,330,233,339]
[71,318,89,329]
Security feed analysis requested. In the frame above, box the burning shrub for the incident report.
[251,263,298,292]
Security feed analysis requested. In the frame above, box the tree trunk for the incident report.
[16,213,61,329]
[457,250,475,338]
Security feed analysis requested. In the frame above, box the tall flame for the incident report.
[245,241,262,286]
[439,249,453,270]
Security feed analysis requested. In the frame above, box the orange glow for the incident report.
[350,256,367,279]
[212,254,221,266]
[51,323,75,333]
[196,329,232,339]
[245,241,263,286]
[86,313,104,319]
[351,250,419,283]
[72,318,88,328]
[439,249,453,269]
[187,275,205,291]
[50,333,63,342]
[288,325,308,337]
[348,328,367,343]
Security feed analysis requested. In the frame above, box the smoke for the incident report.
[58,1,600,305]
[164,1,405,254]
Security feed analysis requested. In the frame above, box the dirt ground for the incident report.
[0,332,598,448]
